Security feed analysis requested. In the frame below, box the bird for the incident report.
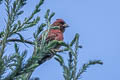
[37,19,69,64]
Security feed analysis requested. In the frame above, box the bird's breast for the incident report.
[48,29,64,41]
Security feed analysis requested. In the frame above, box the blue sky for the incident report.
[0,0,120,80]
[31,0,120,80]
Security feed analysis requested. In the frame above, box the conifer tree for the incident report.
[0,0,103,80]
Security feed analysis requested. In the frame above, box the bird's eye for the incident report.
[60,22,65,24]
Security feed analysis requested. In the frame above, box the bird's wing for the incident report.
[38,30,63,44]
[46,32,58,42]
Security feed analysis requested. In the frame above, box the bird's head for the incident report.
[51,19,69,32]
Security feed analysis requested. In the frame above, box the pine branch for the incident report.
[0,0,45,79]
[0,59,5,79]
[55,33,103,80]
[0,0,27,57]
[0,0,3,4]
[0,0,11,57]
[7,38,34,45]
[75,60,103,80]
[0,0,103,80]
[18,7,56,79]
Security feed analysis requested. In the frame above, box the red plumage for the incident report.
[38,19,68,44]
[47,29,63,41]
[37,19,69,64]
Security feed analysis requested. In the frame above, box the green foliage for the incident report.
[75,60,103,79]
[0,58,5,79]
[3,43,27,80]
[0,31,4,38]
[0,0,3,4]
[55,33,103,80]
[0,0,47,79]
[0,0,103,80]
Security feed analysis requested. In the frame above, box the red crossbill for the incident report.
[37,19,69,64]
